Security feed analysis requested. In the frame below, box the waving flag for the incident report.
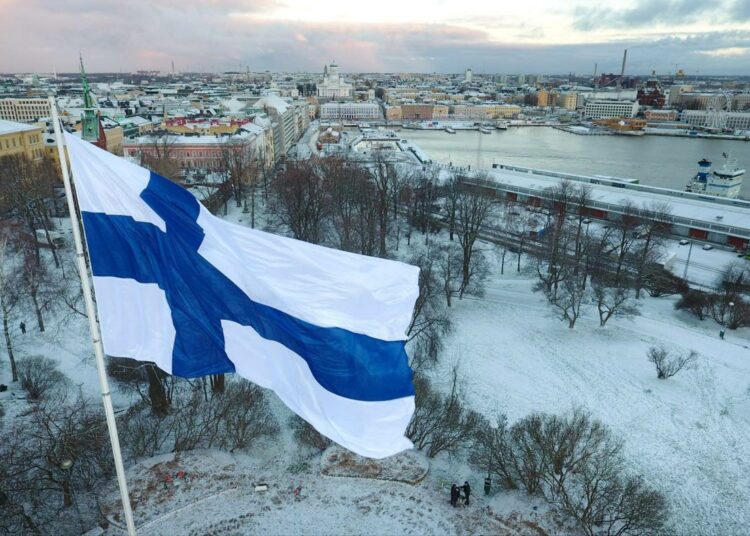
[65,133,419,459]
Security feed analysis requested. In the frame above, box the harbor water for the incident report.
[402,127,750,197]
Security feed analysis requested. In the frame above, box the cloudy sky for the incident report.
[1,0,749,74]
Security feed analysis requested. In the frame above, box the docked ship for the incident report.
[479,126,493,134]
[686,154,745,198]
[445,126,456,134]
[496,121,509,130]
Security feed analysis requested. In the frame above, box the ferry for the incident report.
[445,126,456,134]
[479,126,493,134]
[686,154,745,199]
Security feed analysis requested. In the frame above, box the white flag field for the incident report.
[65,133,419,459]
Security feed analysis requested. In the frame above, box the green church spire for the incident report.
[80,54,100,142]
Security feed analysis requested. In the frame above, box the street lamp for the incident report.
[682,241,693,281]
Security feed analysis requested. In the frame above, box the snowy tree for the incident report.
[455,181,495,297]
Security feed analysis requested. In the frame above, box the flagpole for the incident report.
[48,96,137,536]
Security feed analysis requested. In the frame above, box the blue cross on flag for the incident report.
[65,133,419,459]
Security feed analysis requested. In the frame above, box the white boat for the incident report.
[445,127,456,134]
[496,121,509,130]
[686,154,745,199]
[479,126,492,134]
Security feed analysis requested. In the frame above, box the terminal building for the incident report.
[470,163,750,250]
[583,100,639,120]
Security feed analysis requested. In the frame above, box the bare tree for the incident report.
[712,262,749,329]
[371,151,398,257]
[0,154,61,268]
[138,134,181,181]
[17,356,68,400]
[405,252,451,372]
[272,160,328,244]
[455,182,495,297]
[647,345,697,379]
[0,234,22,381]
[406,369,481,458]
[591,271,639,327]
[633,202,672,299]
[436,243,463,307]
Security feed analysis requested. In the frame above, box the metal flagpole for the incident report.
[48,96,137,536]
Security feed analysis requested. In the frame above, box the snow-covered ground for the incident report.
[663,241,746,288]
[437,257,750,536]
[99,449,556,536]
[3,205,750,535]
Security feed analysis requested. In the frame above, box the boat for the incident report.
[445,126,456,134]
[685,153,745,198]
[496,121,509,130]
[479,126,492,134]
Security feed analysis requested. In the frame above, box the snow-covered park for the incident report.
[2,175,749,536]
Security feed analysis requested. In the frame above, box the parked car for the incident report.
[702,244,713,250]
[679,239,689,245]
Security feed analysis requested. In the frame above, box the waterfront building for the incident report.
[680,110,750,130]
[401,104,437,120]
[320,102,382,122]
[644,109,679,122]
[433,105,450,119]
[0,119,45,161]
[384,105,402,121]
[0,98,52,123]
[731,93,750,111]
[667,84,693,108]
[559,92,578,110]
[583,99,639,120]
[317,62,353,100]
[537,89,549,107]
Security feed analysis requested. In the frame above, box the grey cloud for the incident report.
[732,0,750,19]
[1,0,749,74]
[574,0,734,31]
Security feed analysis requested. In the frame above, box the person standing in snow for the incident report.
[462,481,471,505]
[450,484,459,507]
[19,322,26,335]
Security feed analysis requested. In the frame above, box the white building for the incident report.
[583,100,639,120]
[320,102,382,122]
[680,110,750,130]
[464,68,472,84]
[317,62,353,100]
[0,98,52,123]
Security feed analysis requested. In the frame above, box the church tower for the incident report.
[80,55,105,148]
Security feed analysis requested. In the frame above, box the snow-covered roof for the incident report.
[257,95,290,114]
[0,119,39,135]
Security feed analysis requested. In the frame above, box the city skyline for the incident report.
[1,0,750,74]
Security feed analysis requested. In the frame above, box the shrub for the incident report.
[17,355,67,400]
[406,370,481,458]
[675,290,713,320]
[647,346,697,379]
[290,415,332,452]
[471,410,669,536]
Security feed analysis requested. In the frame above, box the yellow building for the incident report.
[537,89,549,107]
[560,92,578,110]
[0,119,45,161]
[0,98,52,123]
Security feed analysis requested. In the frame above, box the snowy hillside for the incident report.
[437,264,750,536]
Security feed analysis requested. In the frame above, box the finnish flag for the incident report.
[65,133,419,459]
